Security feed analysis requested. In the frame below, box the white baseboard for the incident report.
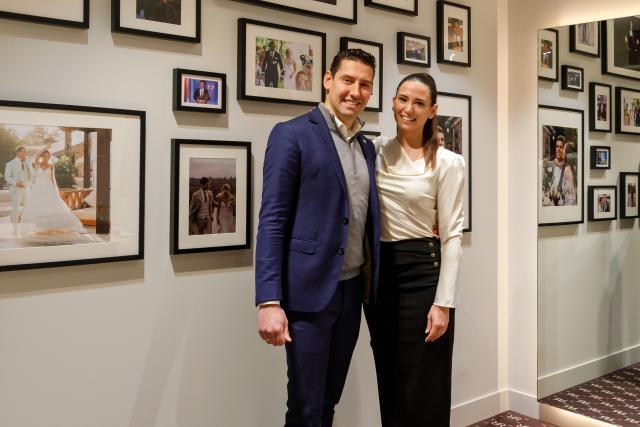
[451,389,506,427]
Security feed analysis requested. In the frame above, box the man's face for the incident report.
[269,42,275,52]
[16,150,26,161]
[555,141,564,161]
[323,59,374,124]
[199,81,205,89]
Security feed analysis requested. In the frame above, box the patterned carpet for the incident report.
[468,410,558,427]
[540,362,640,426]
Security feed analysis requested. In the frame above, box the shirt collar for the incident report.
[318,103,364,142]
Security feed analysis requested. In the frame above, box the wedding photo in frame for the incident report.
[364,0,417,16]
[238,18,326,107]
[0,0,89,28]
[615,86,640,135]
[590,146,611,170]
[561,65,584,92]
[589,82,612,132]
[436,92,472,232]
[538,105,584,226]
[397,32,431,67]
[0,100,145,271]
[112,0,201,43]
[588,185,617,222]
[230,0,357,24]
[173,69,226,114]
[569,21,599,57]
[602,16,640,81]
[538,28,559,82]
[340,37,383,112]
[171,139,251,254]
[619,172,639,219]
[437,1,471,67]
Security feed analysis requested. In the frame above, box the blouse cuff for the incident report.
[434,235,462,308]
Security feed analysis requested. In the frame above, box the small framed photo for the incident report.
[173,69,226,114]
[397,32,431,67]
[111,0,201,43]
[588,185,617,221]
[589,83,612,132]
[538,105,584,226]
[569,21,599,57]
[590,146,611,169]
[620,172,639,219]
[238,18,326,107]
[340,37,383,112]
[602,16,640,81]
[437,1,471,67]
[364,0,417,16]
[171,139,251,254]
[538,28,559,82]
[615,86,640,135]
[230,0,356,24]
[561,65,584,92]
[0,0,89,28]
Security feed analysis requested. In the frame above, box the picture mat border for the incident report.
[569,21,600,57]
[602,19,640,82]
[173,68,227,113]
[615,86,640,135]
[436,0,471,67]
[619,172,639,219]
[538,105,584,226]
[0,0,89,28]
[0,99,145,271]
[230,0,357,24]
[170,139,252,254]
[561,65,584,92]
[590,145,611,170]
[397,32,431,67]
[364,0,417,16]
[538,28,559,82]
[588,185,617,221]
[589,82,612,132]
[340,37,383,112]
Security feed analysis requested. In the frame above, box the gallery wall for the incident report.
[0,0,503,426]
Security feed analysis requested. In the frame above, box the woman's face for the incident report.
[392,80,437,134]
[437,131,445,147]
[555,140,565,161]
[42,151,51,162]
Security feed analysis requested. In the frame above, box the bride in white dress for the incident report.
[215,183,236,234]
[21,148,86,233]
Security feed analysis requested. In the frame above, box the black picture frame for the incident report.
[170,139,252,254]
[619,172,639,219]
[111,0,201,43]
[340,37,383,112]
[589,82,612,132]
[538,28,559,82]
[238,18,326,107]
[0,1,89,28]
[437,0,471,67]
[364,0,417,16]
[615,86,640,135]
[0,99,145,272]
[588,185,617,221]
[173,69,227,114]
[561,65,584,92]
[590,146,611,169]
[602,17,640,82]
[569,22,600,57]
[397,32,431,68]
[230,0,357,24]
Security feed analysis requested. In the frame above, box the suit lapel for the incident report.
[309,108,348,196]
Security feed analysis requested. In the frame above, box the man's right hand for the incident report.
[16,182,25,189]
[258,305,292,346]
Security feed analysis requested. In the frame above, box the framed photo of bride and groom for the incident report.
[0,100,145,271]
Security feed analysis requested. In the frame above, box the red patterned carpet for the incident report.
[468,410,558,427]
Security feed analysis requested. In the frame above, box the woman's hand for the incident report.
[425,305,449,343]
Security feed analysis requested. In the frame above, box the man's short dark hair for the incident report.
[200,177,209,185]
[329,48,376,76]
[15,146,26,154]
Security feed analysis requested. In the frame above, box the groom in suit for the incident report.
[255,49,380,427]
[4,146,33,225]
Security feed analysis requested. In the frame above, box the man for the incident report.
[255,49,380,427]
[262,40,284,88]
[4,146,34,227]
[189,177,213,235]
[194,80,210,104]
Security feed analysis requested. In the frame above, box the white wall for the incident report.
[0,0,502,426]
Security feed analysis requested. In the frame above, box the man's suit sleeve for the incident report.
[4,161,16,186]
[255,122,300,306]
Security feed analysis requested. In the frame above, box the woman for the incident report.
[21,147,85,234]
[215,183,236,233]
[367,73,465,426]
[283,48,297,90]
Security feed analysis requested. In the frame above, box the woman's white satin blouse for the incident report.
[374,136,465,308]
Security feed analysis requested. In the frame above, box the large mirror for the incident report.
[538,15,640,426]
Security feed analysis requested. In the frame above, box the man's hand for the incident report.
[258,305,292,346]
[425,305,450,343]
[16,182,25,189]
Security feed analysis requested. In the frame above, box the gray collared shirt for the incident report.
[318,103,370,280]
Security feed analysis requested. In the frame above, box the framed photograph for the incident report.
[173,69,226,114]
[538,28,559,82]
[570,21,600,57]
[615,86,640,135]
[561,65,584,92]
[397,32,431,67]
[238,18,326,107]
[340,37,383,112]
[589,82,612,132]
[0,0,89,28]
[588,185,617,221]
[436,92,472,232]
[437,1,471,67]
[171,139,251,254]
[230,0,356,24]
[364,0,417,16]
[590,146,611,169]
[538,105,584,226]
[0,100,145,271]
[619,172,639,219]
[602,16,640,81]
[111,0,200,43]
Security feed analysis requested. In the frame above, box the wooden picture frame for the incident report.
[437,0,471,67]
[230,0,357,24]
[397,32,431,67]
[619,172,639,219]
[538,28,559,82]
[615,86,640,135]
[569,21,599,57]
[364,0,417,16]
[561,65,584,92]
[0,0,89,28]
[173,69,226,114]
[589,82,612,132]
[588,185,617,221]
[602,17,640,82]
[590,146,611,170]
